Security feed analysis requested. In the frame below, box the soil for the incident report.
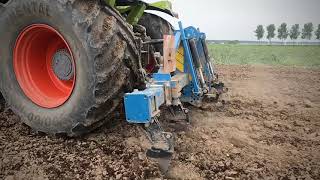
[1,65,319,179]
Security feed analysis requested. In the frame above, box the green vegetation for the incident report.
[315,24,320,40]
[266,24,276,43]
[208,44,320,67]
[302,23,314,40]
[254,25,265,41]
[290,24,300,41]
[277,23,289,42]
[254,23,320,42]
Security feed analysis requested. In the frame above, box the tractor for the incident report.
[0,0,226,165]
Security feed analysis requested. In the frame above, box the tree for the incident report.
[254,25,264,42]
[266,24,276,44]
[289,24,300,43]
[301,22,314,40]
[277,23,289,44]
[315,24,320,41]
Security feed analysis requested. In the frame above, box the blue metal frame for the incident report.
[174,22,218,101]
[178,22,202,96]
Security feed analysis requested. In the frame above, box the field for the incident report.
[1,45,320,179]
[209,44,320,67]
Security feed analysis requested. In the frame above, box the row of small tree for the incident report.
[255,23,320,43]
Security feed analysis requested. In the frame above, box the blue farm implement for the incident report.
[124,22,227,160]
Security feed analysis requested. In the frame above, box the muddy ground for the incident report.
[1,65,319,179]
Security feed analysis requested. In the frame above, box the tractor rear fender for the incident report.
[148,1,172,11]
[114,0,174,15]
[144,10,179,30]
[147,0,174,15]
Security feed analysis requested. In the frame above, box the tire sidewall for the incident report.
[0,0,95,134]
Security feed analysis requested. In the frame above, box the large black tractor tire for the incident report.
[138,13,174,54]
[0,0,143,136]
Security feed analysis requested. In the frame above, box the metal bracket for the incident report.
[166,104,190,123]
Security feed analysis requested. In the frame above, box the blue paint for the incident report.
[124,87,164,124]
[152,73,171,82]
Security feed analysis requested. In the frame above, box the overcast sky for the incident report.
[156,0,320,41]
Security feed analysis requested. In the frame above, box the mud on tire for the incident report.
[0,0,143,136]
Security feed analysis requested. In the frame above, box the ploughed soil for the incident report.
[1,65,320,179]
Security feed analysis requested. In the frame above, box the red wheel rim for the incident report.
[14,24,76,108]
